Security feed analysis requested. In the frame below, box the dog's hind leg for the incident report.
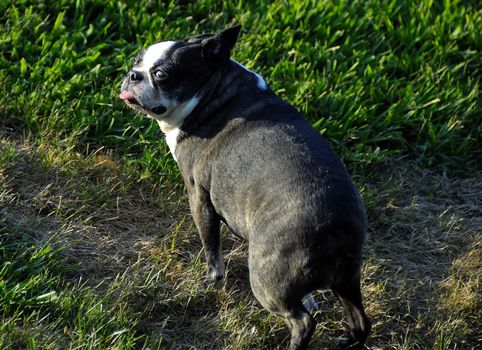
[283,304,316,350]
[332,261,371,349]
[255,293,315,350]
[249,261,315,349]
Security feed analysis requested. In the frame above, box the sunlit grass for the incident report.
[1,0,480,181]
[1,1,480,349]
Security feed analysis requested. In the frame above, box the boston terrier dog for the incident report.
[120,25,371,350]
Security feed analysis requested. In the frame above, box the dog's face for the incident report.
[120,25,241,123]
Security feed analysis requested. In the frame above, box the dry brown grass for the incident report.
[357,166,481,349]
[1,134,480,349]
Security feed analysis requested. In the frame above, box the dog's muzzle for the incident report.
[119,90,167,115]
[119,90,136,103]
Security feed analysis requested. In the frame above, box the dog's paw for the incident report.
[335,337,363,349]
[213,275,225,290]
[201,275,225,291]
[203,266,225,290]
[209,271,225,290]
[207,262,225,289]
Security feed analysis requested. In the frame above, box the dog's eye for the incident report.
[154,70,168,81]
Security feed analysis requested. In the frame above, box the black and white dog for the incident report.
[120,25,371,350]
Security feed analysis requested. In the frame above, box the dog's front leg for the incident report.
[189,187,224,288]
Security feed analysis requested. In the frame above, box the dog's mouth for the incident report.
[119,90,167,115]
[119,90,139,105]
[151,105,167,114]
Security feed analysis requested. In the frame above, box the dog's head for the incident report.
[119,25,241,124]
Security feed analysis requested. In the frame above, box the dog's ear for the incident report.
[201,25,242,64]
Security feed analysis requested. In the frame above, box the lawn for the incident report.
[0,1,480,349]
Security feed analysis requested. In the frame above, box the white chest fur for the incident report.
[158,121,181,162]
[156,96,199,163]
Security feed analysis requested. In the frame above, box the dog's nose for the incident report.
[129,70,143,81]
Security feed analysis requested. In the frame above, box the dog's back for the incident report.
[179,61,367,244]
[176,60,371,349]
[121,26,371,349]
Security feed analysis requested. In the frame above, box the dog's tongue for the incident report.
[119,90,134,101]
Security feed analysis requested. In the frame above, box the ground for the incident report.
[1,1,480,348]
[1,133,480,349]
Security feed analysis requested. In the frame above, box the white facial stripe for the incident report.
[147,73,156,89]
[137,41,176,73]
[232,60,268,90]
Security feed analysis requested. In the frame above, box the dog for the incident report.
[119,25,371,350]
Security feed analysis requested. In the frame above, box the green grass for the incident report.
[1,136,480,349]
[1,0,480,180]
[0,227,141,349]
[0,0,481,349]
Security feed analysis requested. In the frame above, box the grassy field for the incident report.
[1,0,481,349]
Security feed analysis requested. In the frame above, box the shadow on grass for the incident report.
[359,168,481,349]
[0,135,232,348]
[1,134,480,349]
